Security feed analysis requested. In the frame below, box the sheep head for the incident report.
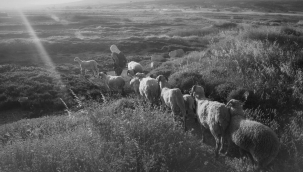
[156,75,170,89]
[74,57,80,62]
[99,72,107,80]
[226,99,245,117]
[127,70,135,77]
[134,73,145,79]
[226,99,244,108]
[190,85,206,99]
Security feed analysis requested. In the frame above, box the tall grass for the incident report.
[0,98,229,172]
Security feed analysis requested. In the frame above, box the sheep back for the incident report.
[128,61,143,74]
[139,77,160,103]
[130,78,140,94]
[107,76,125,90]
[197,100,230,135]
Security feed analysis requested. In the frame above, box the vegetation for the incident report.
[1,3,303,172]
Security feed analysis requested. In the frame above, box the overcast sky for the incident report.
[0,0,82,8]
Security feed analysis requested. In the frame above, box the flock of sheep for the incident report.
[73,46,280,172]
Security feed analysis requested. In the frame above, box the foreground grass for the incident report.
[0,99,228,172]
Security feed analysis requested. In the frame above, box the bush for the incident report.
[211,82,237,103]
[169,71,205,94]
[148,61,179,78]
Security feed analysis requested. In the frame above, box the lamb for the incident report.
[156,75,187,131]
[190,85,230,158]
[74,57,99,77]
[225,99,280,171]
[127,61,143,77]
[99,72,125,95]
[137,75,160,106]
[183,94,196,118]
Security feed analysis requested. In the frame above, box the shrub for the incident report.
[148,61,179,78]
[168,71,205,94]
[211,82,237,103]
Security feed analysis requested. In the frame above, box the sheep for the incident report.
[130,77,140,95]
[225,99,280,171]
[74,57,99,77]
[129,73,146,96]
[127,61,143,77]
[190,85,230,158]
[137,75,160,106]
[183,94,196,118]
[156,75,187,131]
[99,72,125,95]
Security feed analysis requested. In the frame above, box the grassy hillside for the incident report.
[1,24,303,171]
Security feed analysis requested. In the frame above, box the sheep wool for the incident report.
[139,77,160,105]
[226,99,280,171]
[190,85,230,158]
[157,75,187,131]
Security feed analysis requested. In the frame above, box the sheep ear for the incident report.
[190,85,197,97]
[156,76,161,82]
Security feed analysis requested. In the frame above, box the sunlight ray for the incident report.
[17,9,63,85]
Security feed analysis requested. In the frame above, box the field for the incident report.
[1,0,303,171]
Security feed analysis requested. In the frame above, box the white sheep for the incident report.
[190,85,230,158]
[127,61,143,77]
[129,77,140,95]
[157,75,187,131]
[137,75,160,106]
[74,57,99,77]
[225,99,280,171]
[183,94,196,118]
[99,72,125,95]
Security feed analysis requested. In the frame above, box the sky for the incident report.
[0,0,83,8]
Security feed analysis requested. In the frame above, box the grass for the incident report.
[1,6,303,172]
[0,99,229,172]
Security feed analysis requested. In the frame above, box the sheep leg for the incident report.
[223,138,231,156]
[219,136,225,155]
[214,137,221,158]
[200,126,206,143]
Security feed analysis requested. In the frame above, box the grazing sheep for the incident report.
[137,76,160,106]
[157,75,187,131]
[130,77,140,95]
[99,72,125,95]
[190,85,230,158]
[74,57,99,77]
[183,94,196,118]
[110,45,127,76]
[127,61,143,77]
[225,99,280,171]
